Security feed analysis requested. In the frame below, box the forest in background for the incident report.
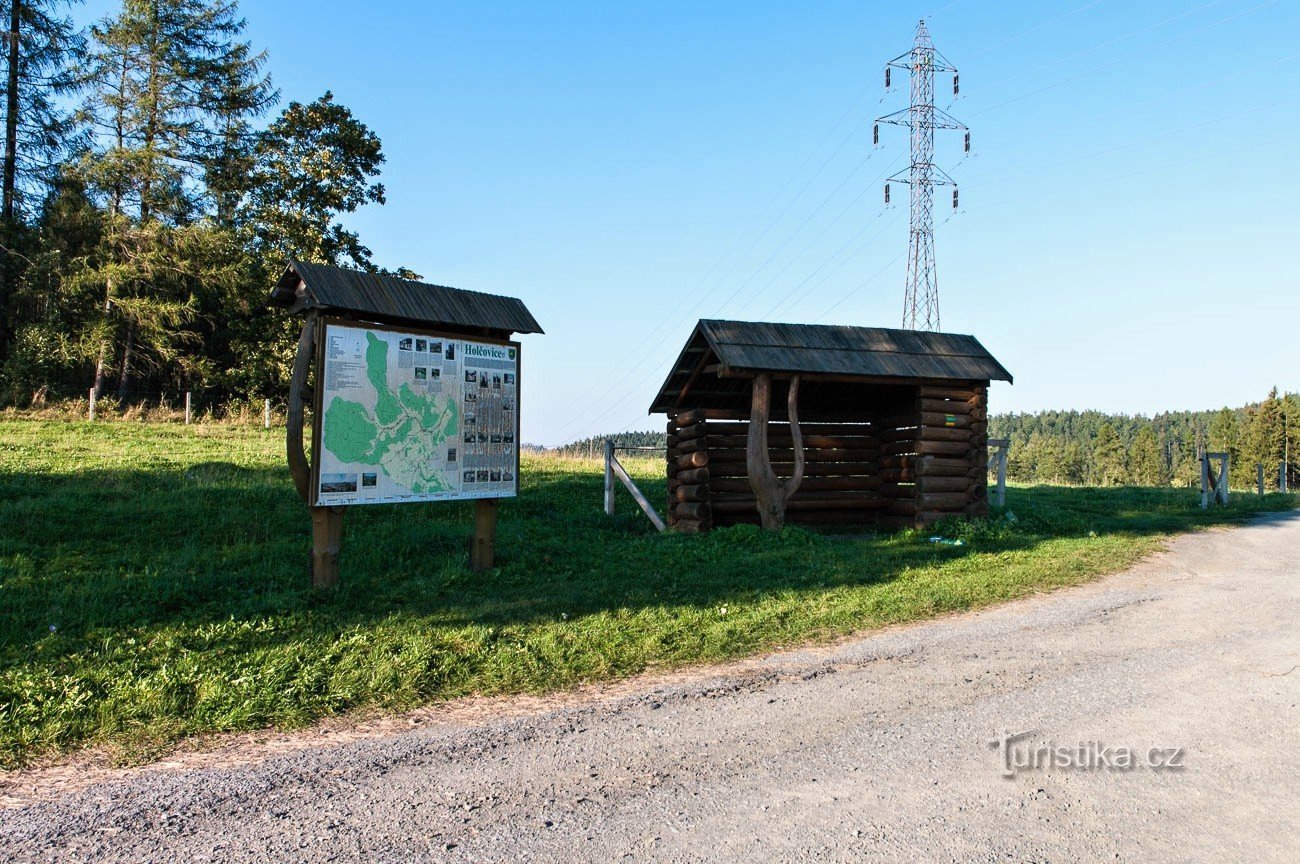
[549,388,1299,491]
[0,0,411,409]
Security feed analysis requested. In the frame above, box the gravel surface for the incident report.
[3,512,1298,863]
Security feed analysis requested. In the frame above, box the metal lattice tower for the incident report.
[875,20,968,331]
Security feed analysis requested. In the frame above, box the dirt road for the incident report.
[3,512,1298,863]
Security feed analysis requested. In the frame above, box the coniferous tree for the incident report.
[1090,423,1126,486]
[0,0,82,361]
[76,0,270,398]
[1129,426,1167,487]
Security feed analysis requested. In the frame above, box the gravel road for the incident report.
[3,512,1298,863]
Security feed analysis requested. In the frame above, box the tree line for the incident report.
[0,0,408,407]
[990,388,1298,491]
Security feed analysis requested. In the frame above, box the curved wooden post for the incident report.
[746,373,805,530]
[286,315,316,504]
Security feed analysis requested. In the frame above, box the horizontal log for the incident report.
[676,467,709,485]
[676,437,709,453]
[675,451,708,470]
[701,421,876,436]
[708,460,879,479]
[675,484,710,503]
[708,447,881,463]
[878,483,917,499]
[881,439,972,458]
[711,495,890,514]
[674,501,711,521]
[710,475,882,494]
[675,422,706,441]
[888,499,916,516]
[878,468,920,483]
[917,492,971,511]
[920,411,971,429]
[715,509,891,527]
[673,409,706,426]
[918,476,972,493]
[671,517,707,534]
[704,433,878,449]
[918,426,973,443]
[917,456,979,477]
[919,397,973,416]
[918,386,978,401]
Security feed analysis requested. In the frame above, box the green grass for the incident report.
[0,419,1294,768]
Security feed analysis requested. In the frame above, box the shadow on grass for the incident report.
[2,463,1295,656]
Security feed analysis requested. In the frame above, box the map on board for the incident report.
[315,322,519,505]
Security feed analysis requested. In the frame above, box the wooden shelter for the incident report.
[650,320,1012,532]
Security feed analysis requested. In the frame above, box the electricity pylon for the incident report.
[875,20,968,331]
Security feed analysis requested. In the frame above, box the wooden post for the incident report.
[1200,453,1209,509]
[264,398,271,429]
[470,498,497,572]
[309,506,343,589]
[745,373,805,530]
[604,439,615,516]
[88,387,96,421]
[1281,462,1289,494]
[184,391,192,425]
[1219,455,1230,505]
[1258,463,1265,496]
[987,438,1009,508]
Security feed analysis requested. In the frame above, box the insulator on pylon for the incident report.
[873,124,879,146]
[953,74,959,96]
[885,67,891,89]
[964,131,970,153]
[884,183,891,205]
[952,188,959,210]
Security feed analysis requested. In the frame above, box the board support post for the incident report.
[310,506,344,589]
[471,498,498,572]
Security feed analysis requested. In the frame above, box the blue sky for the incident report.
[81,1,1300,443]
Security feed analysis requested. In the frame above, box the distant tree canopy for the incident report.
[0,0,404,403]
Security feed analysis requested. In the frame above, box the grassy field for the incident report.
[0,419,1294,768]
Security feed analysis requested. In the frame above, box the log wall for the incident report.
[665,382,990,532]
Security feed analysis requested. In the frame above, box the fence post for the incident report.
[1200,453,1209,509]
[264,398,271,429]
[603,439,615,516]
[1281,462,1289,494]
[1258,463,1265,496]
[184,391,192,425]
[88,387,96,421]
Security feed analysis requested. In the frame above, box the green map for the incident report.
[322,332,459,494]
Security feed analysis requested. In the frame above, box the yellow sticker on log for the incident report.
[945,414,956,427]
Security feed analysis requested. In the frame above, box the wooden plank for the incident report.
[918,426,973,443]
[611,455,667,532]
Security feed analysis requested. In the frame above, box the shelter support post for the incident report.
[745,373,805,530]
[310,507,343,589]
[471,498,497,572]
